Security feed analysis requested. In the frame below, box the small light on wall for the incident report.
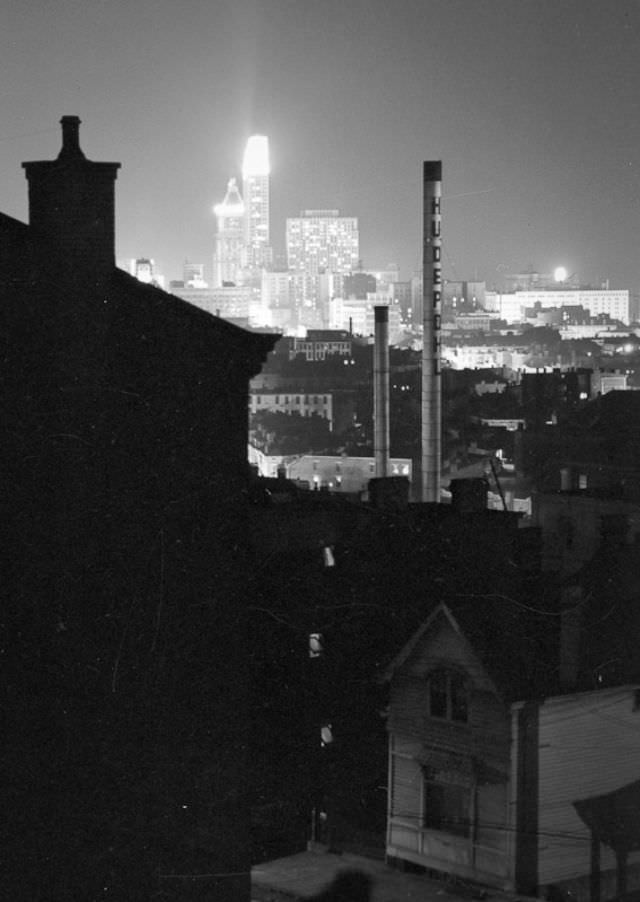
[323,546,335,567]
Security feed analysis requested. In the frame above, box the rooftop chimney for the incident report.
[58,115,86,161]
[22,117,121,279]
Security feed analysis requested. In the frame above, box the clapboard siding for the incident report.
[390,741,422,827]
[535,685,640,886]
[386,615,511,888]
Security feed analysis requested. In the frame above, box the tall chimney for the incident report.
[22,116,121,280]
[421,161,442,502]
[374,305,390,478]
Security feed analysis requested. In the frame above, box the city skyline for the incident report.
[3,0,640,289]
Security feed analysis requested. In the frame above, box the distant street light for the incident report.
[554,266,568,283]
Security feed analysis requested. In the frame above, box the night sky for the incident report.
[3,0,640,289]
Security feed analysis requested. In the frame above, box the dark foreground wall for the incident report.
[1,269,273,900]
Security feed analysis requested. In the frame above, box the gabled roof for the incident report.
[382,602,462,681]
[382,596,560,704]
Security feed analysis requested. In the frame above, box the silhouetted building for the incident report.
[2,117,275,900]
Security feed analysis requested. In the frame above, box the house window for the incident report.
[426,669,469,723]
[423,773,471,837]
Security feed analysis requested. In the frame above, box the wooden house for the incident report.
[384,602,640,902]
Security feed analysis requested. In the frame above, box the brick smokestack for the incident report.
[374,305,390,478]
[421,161,442,502]
[22,116,121,281]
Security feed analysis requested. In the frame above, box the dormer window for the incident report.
[427,669,469,723]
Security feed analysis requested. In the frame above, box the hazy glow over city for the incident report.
[3,1,640,288]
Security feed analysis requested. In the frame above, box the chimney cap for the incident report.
[58,115,86,161]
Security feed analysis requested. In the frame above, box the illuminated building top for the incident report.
[242,135,270,178]
[213,178,245,219]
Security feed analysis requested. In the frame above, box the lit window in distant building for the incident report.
[579,473,588,489]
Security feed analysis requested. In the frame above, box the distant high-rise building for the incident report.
[213,177,245,287]
[242,135,272,272]
[286,209,359,277]
[183,260,207,287]
[130,257,164,288]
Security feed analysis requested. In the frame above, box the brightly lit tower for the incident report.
[242,135,272,273]
[213,177,245,287]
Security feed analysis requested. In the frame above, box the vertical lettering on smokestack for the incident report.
[421,161,442,502]
[374,305,390,478]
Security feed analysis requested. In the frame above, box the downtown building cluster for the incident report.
[125,136,638,349]
[127,134,410,338]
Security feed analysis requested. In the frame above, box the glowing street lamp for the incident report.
[554,266,568,283]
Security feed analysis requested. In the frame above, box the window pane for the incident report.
[424,782,445,830]
[424,782,470,837]
[450,674,469,722]
[429,670,447,718]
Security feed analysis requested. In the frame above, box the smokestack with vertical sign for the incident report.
[421,161,442,502]
[374,305,390,478]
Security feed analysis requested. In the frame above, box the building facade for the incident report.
[484,290,630,326]
[242,135,272,273]
[213,177,245,286]
[249,390,334,428]
[248,446,411,492]
[286,209,359,278]
[169,282,254,321]
[385,604,640,902]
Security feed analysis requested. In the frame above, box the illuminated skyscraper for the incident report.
[286,209,359,277]
[213,177,245,287]
[242,135,272,272]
